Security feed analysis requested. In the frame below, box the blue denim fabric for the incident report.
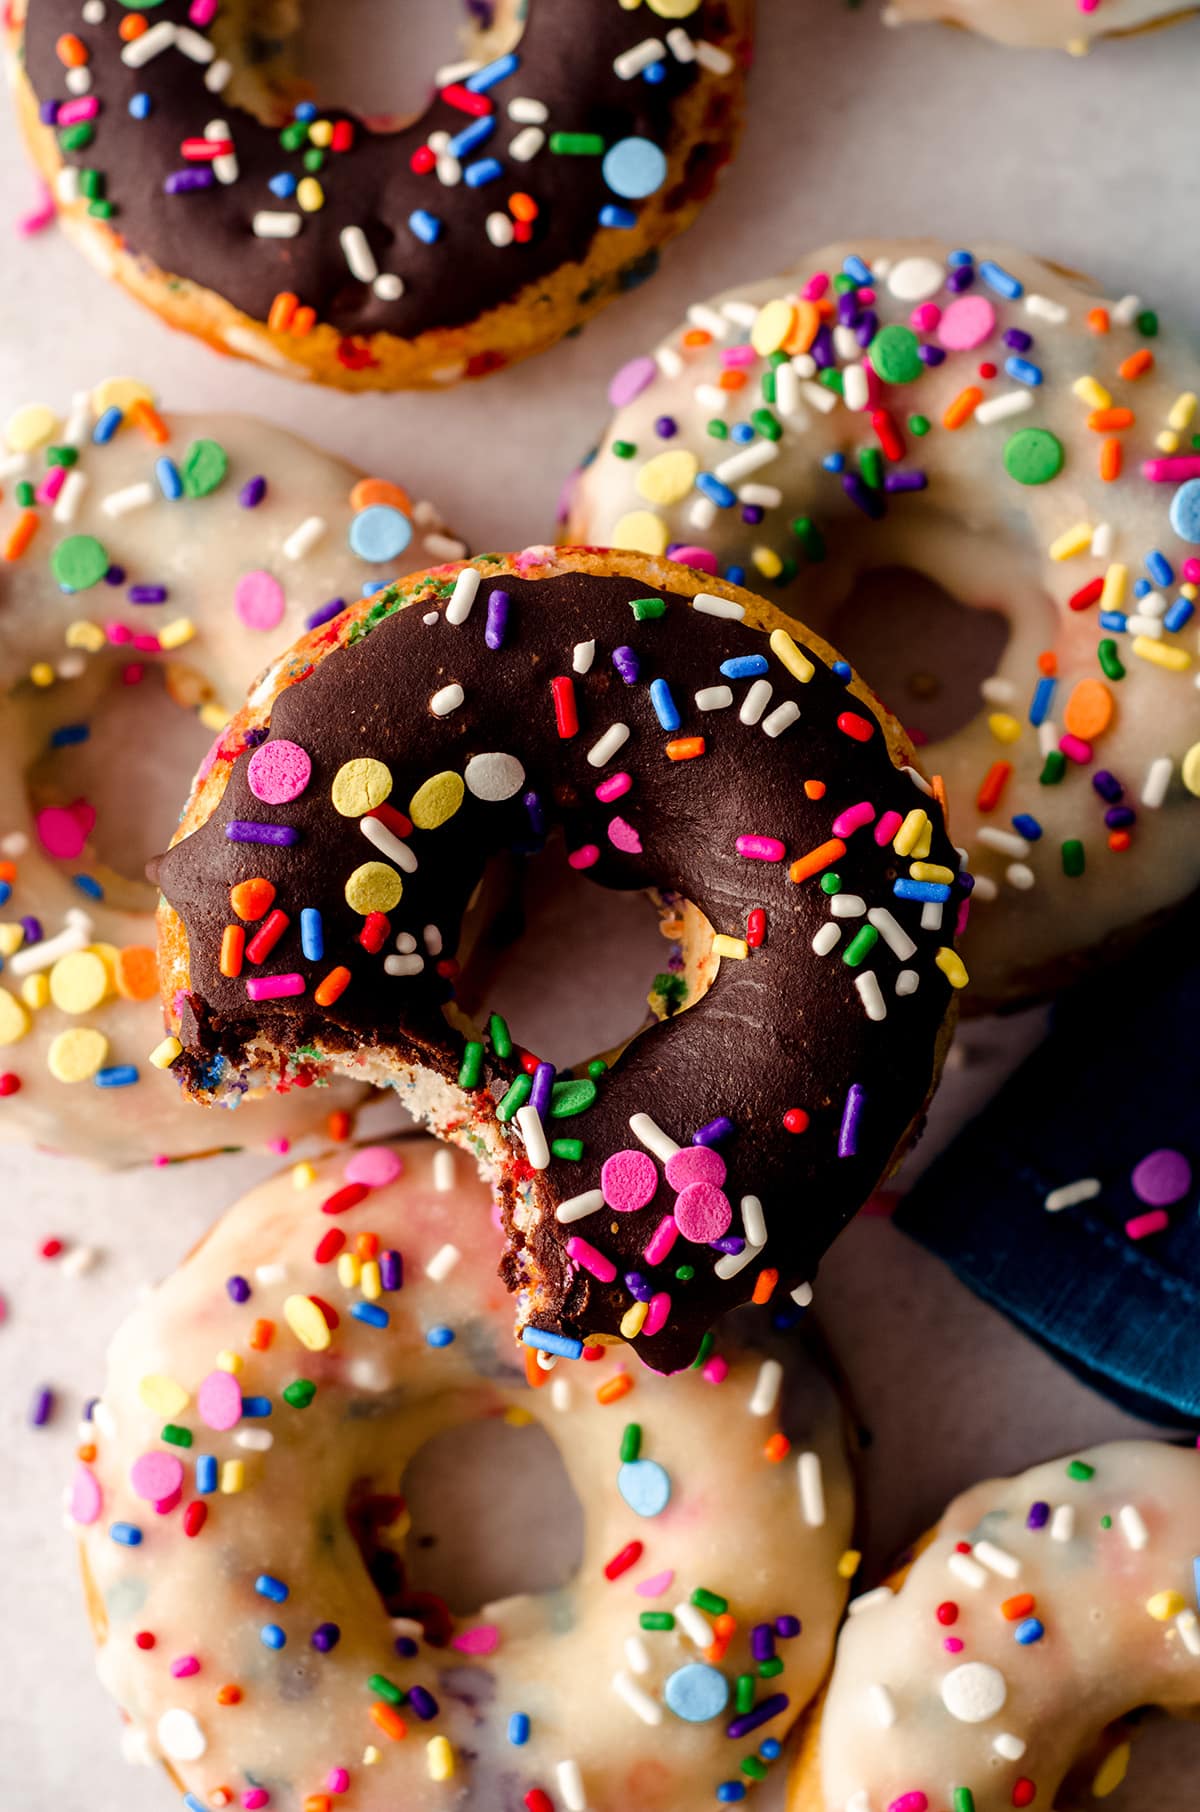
[896,936,1200,1428]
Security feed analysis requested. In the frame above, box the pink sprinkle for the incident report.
[36,801,94,860]
[888,1796,929,1812]
[936,294,996,351]
[566,1236,617,1284]
[665,1146,726,1191]
[69,1462,102,1526]
[106,621,133,645]
[58,96,100,125]
[721,344,757,368]
[1182,558,1200,584]
[1142,456,1200,482]
[636,1569,675,1598]
[607,815,642,854]
[568,844,599,870]
[267,1137,290,1155]
[131,634,160,653]
[234,569,287,633]
[326,1768,351,1794]
[642,1291,671,1337]
[451,1624,500,1655]
[673,1182,732,1243]
[1126,1209,1169,1241]
[595,771,632,803]
[735,834,785,861]
[36,466,66,505]
[1059,732,1093,765]
[874,809,903,846]
[910,302,941,332]
[246,974,305,1000]
[642,1216,678,1266]
[955,896,971,939]
[943,1635,964,1652]
[130,1452,184,1504]
[17,179,55,237]
[832,800,876,838]
[801,272,829,301]
[601,1148,659,1214]
[673,546,718,574]
[190,0,219,22]
[198,1368,243,1431]
[170,1655,200,1678]
[608,355,657,409]
[344,1146,404,1188]
[243,1792,270,1810]
[247,738,312,804]
[701,1355,729,1385]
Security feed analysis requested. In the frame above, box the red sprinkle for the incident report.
[135,1630,156,1650]
[40,1237,64,1260]
[936,1601,959,1625]
[551,675,579,739]
[410,145,436,174]
[1012,1781,1036,1809]
[746,907,766,948]
[604,1539,644,1581]
[321,1183,369,1217]
[1068,577,1105,612]
[314,1229,346,1264]
[524,1794,554,1812]
[183,1501,207,1538]
[871,409,904,462]
[368,802,413,839]
[441,82,492,116]
[245,909,290,964]
[836,711,874,743]
[782,1109,809,1134]
[0,1073,21,1097]
[976,761,1012,813]
[358,911,391,954]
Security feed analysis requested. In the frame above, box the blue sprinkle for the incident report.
[184,1797,207,1812]
[1099,611,1128,633]
[730,423,754,445]
[761,1739,782,1761]
[464,156,503,188]
[720,654,769,679]
[649,677,681,732]
[351,1302,390,1329]
[95,1065,139,1089]
[642,60,667,83]
[129,93,151,119]
[196,1455,218,1494]
[602,136,667,201]
[110,1522,143,1546]
[947,248,974,267]
[464,50,519,91]
[1014,1617,1045,1645]
[427,1324,457,1348]
[268,172,297,198]
[1133,577,1152,598]
[255,1574,289,1602]
[893,879,951,902]
[979,259,1023,299]
[822,451,846,474]
[50,723,89,747]
[240,1396,273,1418]
[300,908,324,962]
[521,1326,583,1360]
[1145,549,1174,587]
[1005,356,1043,388]
[1029,675,1056,725]
[446,116,494,159]
[350,503,412,563]
[599,204,637,229]
[831,659,853,684]
[1164,596,1194,633]
[73,874,103,901]
[1168,478,1200,544]
[717,1785,747,1803]
[155,456,183,499]
[723,565,746,586]
[664,1661,729,1722]
[293,101,317,121]
[617,1457,672,1518]
[842,254,873,285]
[695,472,736,508]
[409,209,442,245]
[1012,813,1043,841]
[0,881,9,907]
[260,1623,287,1649]
[507,1712,530,1746]
[92,407,122,445]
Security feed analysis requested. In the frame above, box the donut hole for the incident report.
[827,565,1011,744]
[393,1416,583,1618]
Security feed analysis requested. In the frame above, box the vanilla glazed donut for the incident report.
[786,1440,1200,1812]
[9,0,750,392]
[0,377,464,1164]
[154,547,967,1371]
[879,0,1196,52]
[564,241,1200,1008]
[69,1135,855,1812]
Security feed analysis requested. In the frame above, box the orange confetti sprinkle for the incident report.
[1064,678,1114,742]
[118,13,148,39]
[114,944,157,1001]
[349,478,411,515]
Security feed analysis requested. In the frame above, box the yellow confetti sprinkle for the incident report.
[426,1736,455,1782]
[48,949,109,1015]
[0,925,24,958]
[5,402,60,452]
[750,298,797,358]
[409,771,465,831]
[612,509,669,557]
[284,1294,333,1352]
[1091,1742,1130,1799]
[92,376,155,417]
[935,947,969,990]
[1132,636,1190,673]
[635,449,698,506]
[22,972,50,1010]
[331,757,393,817]
[1146,1590,1186,1621]
[344,861,403,915]
[148,1034,182,1070]
[987,712,1022,745]
[47,1026,108,1082]
[713,935,749,960]
[138,1374,190,1417]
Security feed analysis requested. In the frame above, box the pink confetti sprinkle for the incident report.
[673,1181,733,1244]
[568,844,599,870]
[344,1146,404,1188]
[936,295,996,352]
[247,738,312,804]
[608,356,657,409]
[36,801,94,860]
[130,1451,184,1504]
[601,1148,659,1214]
[1130,1148,1191,1207]
[665,1145,726,1191]
[607,815,642,854]
[233,569,287,632]
[451,1624,500,1655]
[197,1368,243,1432]
[69,1462,102,1526]
[635,1569,675,1598]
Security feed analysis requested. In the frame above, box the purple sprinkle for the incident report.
[239,475,267,509]
[884,471,928,494]
[523,790,545,837]
[104,564,126,587]
[775,1614,801,1638]
[842,473,885,521]
[855,310,879,346]
[304,597,346,632]
[654,415,677,439]
[741,505,764,526]
[612,645,640,684]
[225,821,300,847]
[836,292,858,326]
[164,168,215,194]
[838,1083,865,1159]
[624,1271,654,1302]
[946,264,975,293]
[39,100,59,126]
[750,1622,775,1662]
[1105,805,1135,829]
[226,1274,251,1304]
[609,355,657,409]
[692,1116,735,1148]
[311,1622,341,1652]
[407,1685,439,1720]
[485,589,510,649]
[726,1692,789,1741]
[29,1385,54,1428]
[1027,1500,1050,1530]
[530,1061,555,1118]
[20,916,42,945]
[394,1634,419,1658]
[380,1249,403,1291]
[810,325,834,370]
[244,726,269,749]
[710,1235,744,1256]
[1003,328,1033,352]
[956,868,976,896]
[918,344,946,368]
[128,585,167,605]
[1092,769,1123,803]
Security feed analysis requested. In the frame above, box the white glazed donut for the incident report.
[879,0,1195,52]
[70,1136,855,1812]
[0,380,464,1163]
[564,241,1200,1006]
[786,1439,1200,1812]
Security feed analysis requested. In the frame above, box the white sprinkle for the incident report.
[739,484,782,508]
[611,1670,662,1726]
[855,972,887,1022]
[432,1149,455,1192]
[425,1244,461,1283]
[61,1245,98,1278]
[885,255,943,301]
[573,639,596,674]
[587,722,631,767]
[1025,292,1069,324]
[436,155,462,187]
[464,752,525,802]
[102,481,155,518]
[1135,589,1168,619]
[252,210,302,239]
[508,96,549,124]
[843,363,871,412]
[1091,522,1114,559]
[749,1357,783,1418]
[791,1281,813,1307]
[741,1194,767,1248]
[256,1263,288,1285]
[1037,720,1059,758]
[422,611,439,626]
[975,1540,1021,1579]
[695,383,729,413]
[430,683,464,717]
[830,893,866,918]
[762,701,800,738]
[994,1733,1027,1760]
[714,441,778,485]
[176,26,214,61]
[509,126,546,162]
[1118,1505,1148,1551]
[434,58,480,84]
[798,1451,826,1526]
[666,25,697,60]
[903,764,934,798]
[774,363,806,421]
[686,302,728,338]
[121,20,176,64]
[423,532,466,563]
[812,922,841,956]
[1176,1610,1200,1656]
[867,908,916,961]
[977,827,1030,859]
[919,902,943,932]
[694,685,733,711]
[515,1104,550,1171]
[867,1683,897,1728]
[422,924,443,956]
[81,0,106,21]
[393,932,417,954]
[847,1586,894,1616]
[65,66,92,95]
[614,37,666,78]
[674,1600,714,1647]
[360,815,417,873]
[948,1551,987,1590]
[688,495,717,531]
[56,168,80,203]
[205,119,237,185]
[556,1191,605,1224]
[975,390,1034,426]
[1006,863,1035,891]
[691,590,746,620]
[1045,1177,1101,1213]
[10,915,92,975]
[282,515,326,560]
[1128,613,1164,639]
[1141,755,1172,808]
[624,1634,652,1675]
[340,224,378,283]
[739,679,773,725]
[629,1112,680,1162]
[156,1708,206,1761]
[445,565,480,626]
[721,300,759,328]
[895,969,919,996]
[714,1241,762,1281]
[981,676,1018,705]
[657,345,684,380]
[235,1428,273,1451]
[384,954,424,977]
[1113,293,1141,326]
[556,1760,586,1811]
[802,380,838,415]
[695,39,734,73]
[550,1375,571,1412]
[373,273,405,301]
[205,57,232,93]
[1050,1504,1075,1543]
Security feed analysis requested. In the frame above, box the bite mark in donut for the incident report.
[155,549,966,1370]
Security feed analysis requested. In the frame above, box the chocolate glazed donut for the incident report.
[13,0,750,388]
[155,550,968,1370]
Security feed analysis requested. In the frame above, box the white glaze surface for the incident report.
[882,0,1189,51]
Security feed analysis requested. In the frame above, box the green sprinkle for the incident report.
[758,1657,784,1678]
[88,200,116,220]
[909,413,931,437]
[368,1674,405,1705]
[640,1611,675,1631]
[620,1423,642,1463]
[706,418,729,440]
[586,1058,607,1080]
[497,1073,532,1122]
[60,123,94,152]
[691,1588,728,1616]
[833,273,857,295]
[550,1137,583,1162]
[550,132,605,155]
[869,324,924,386]
[46,446,78,468]
[458,1041,483,1089]
[1066,1458,1095,1481]
[1097,639,1125,681]
[80,168,104,200]
[842,924,880,968]
[1003,427,1065,487]
[280,123,308,151]
[612,440,637,460]
[675,1264,695,1282]
[817,367,844,397]
[952,1791,977,1812]
[1100,1513,1112,1529]
[820,872,842,895]
[15,481,34,508]
[790,516,825,561]
[761,371,776,406]
[283,1379,316,1409]
[1039,749,1067,786]
[1136,310,1159,338]
[768,350,789,369]
[1062,838,1085,878]
[161,1424,193,1448]
[750,408,782,443]
[52,533,109,592]
[630,597,665,621]
[735,1674,756,1714]
[741,1757,769,1782]
[303,148,326,172]
[689,1329,712,1367]
[858,446,884,491]
[549,1077,596,1118]
[652,971,687,1012]
[181,438,228,499]
[488,1013,512,1059]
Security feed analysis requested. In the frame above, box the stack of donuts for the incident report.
[4,1,1198,1808]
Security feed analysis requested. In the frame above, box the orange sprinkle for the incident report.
[305,1799,333,1812]
[943,386,983,431]
[349,478,412,515]
[596,1373,634,1405]
[718,369,748,392]
[784,300,821,354]
[4,509,39,561]
[249,1318,275,1351]
[315,966,352,1007]
[763,1432,791,1463]
[976,761,1012,813]
[1036,651,1058,677]
[219,924,245,979]
[1118,348,1154,381]
[751,1266,779,1306]
[1086,307,1110,335]
[1064,677,1113,741]
[713,1612,738,1641]
[216,1685,243,1706]
[229,876,275,921]
[291,306,317,338]
[129,399,169,444]
[1108,829,1132,853]
[0,862,16,885]
[930,774,948,823]
[509,192,538,222]
[803,779,826,800]
[524,1346,549,1389]
[665,736,705,760]
[268,292,298,334]
[114,944,157,1001]
[77,1442,97,1462]
[354,1230,380,1259]
[1099,438,1123,483]
[789,837,845,884]
[56,32,88,65]
[1087,407,1134,432]
[1001,1593,1036,1621]
[118,12,148,38]
[370,1702,408,1742]
[681,328,713,349]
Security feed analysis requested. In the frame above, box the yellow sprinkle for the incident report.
[148,1034,182,1070]
[769,627,815,684]
[909,862,955,885]
[635,449,698,506]
[331,757,393,817]
[47,1026,107,1082]
[750,298,797,358]
[503,1405,534,1427]
[1146,1590,1186,1621]
[1155,429,1180,454]
[1091,1742,1130,1799]
[296,176,325,213]
[6,402,60,452]
[1167,391,1197,432]
[611,509,669,557]
[0,925,24,958]
[158,616,197,650]
[712,935,748,960]
[198,702,228,733]
[1047,522,1093,562]
[1071,376,1110,411]
[291,1159,317,1189]
[893,809,930,858]
[1132,635,1190,673]
[48,949,110,1015]
[426,1736,455,1782]
[409,771,465,831]
[216,1349,243,1375]
[284,1293,332,1351]
[935,947,969,990]
[751,546,783,580]
[308,119,333,148]
[1182,742,1200,797]
[1182,582,1199,602]
[139,1373,190,1417]
[620,1299,648,1339]
[360,1259,382,1301]
[1099,563,1128,612]
[220,1459,246,1494]
[362,1747,381,1767]
[345,861,403,915]
[92,376,154,416]
[66,619,106,652]
[987,712,1022,745]
[22,973,49,1010]
[337,1251,362,1290]
[837,1549,861,1579]
[30,661,54,688]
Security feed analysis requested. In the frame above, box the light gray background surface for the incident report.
[2,2,1197,1805]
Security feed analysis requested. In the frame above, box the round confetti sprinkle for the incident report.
[47,1026,108,1082]
[197,1368,243,1431]
[936,294,996,351]
[617,1457,672,1518]
[331,758,393,817]
[664,1661,730,1722]
[940,1661,1007,1723]
[609,356,657,409]
[601,1148,659,1213]
[869,324,924,384]
[5,401,59,451]
[157,1708,207,1762]
[233,570,287,632]
[36,803,92,859]
[248,739,312,805]
[612,510,669,556]
[637,449,698,505]
[673,1181,733,1243]
[345,862,403,915]
[665,1146,727,1190]
[51,534,109,591]
[130,1451,184,1503]
[1182,742,1200,797]
[1130,1148,1191,1208]
[0,988,30,1045]
[181,438,228,498]
[886,256,944,302]
[1168,478,1200,544]
[409,771,465,830]
[344,1146,405,1187]
[1003,428,1064,487]
[464,752,526,802]
[69,1461,102,1525]
[350,503,413,563]
[602,136,668,200]
[48,950,108,1014]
